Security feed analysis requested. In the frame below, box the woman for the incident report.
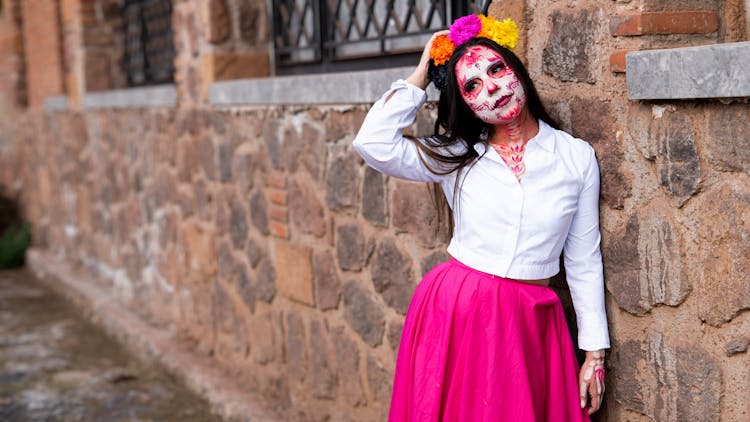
[353,14,609,421]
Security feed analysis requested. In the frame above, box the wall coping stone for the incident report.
[208,66,441,105]
[82,84,177,109]
[627,42,750,100]
[43,95,68,111]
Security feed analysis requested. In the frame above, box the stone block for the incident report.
[313,251,342,311]
[336,223,365,271]
[487,0,527,60]
[627,43,750,99]
[249,189,269,235]
[603,210,689,315]
[309,319,337,399]
[650,110,701,205]
[420,251,450,278]
[362,167,387,226]
[298,122,327,181]
[386,318,404,357]
[726,337,749,356]
[695,181,750,326]
[342,280,385,347]
[331,327,367,407]
[326,152,360,210]
[703,103,750,173]
[285,311,308,381]
[288,178,326,237]
[542,10,600,83]
[612,333,723,420]
[370,237,415,315]
[571,97,631,210]
[366,354,392,404]
[232,143,257,195]
[202,0,230,43]
[274,241,315,306]
[229,195,249,249]
[254,253,277,303]
[392,180,445,247]
[182,221,218,282]
[250,311,280,364]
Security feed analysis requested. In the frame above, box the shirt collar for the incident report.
[472,119,556,155]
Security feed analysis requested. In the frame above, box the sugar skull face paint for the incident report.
[454,45,526,124]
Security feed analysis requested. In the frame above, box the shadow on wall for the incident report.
[0,192,30,268]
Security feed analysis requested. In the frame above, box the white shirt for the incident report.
[352,80,610,351]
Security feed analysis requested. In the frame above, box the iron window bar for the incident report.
[273,0,491,75]
[123,0,176,87]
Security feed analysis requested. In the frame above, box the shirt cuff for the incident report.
[577,311,611,351]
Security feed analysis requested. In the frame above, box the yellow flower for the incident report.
[430,34,455,65]
[477,15,518,51]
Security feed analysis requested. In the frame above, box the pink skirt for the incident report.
[389,258,590,422]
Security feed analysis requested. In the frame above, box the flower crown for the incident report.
[428,14,519,91]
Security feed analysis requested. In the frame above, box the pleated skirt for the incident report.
[388,258,590,422]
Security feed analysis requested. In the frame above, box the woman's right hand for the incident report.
[406,30,450,90]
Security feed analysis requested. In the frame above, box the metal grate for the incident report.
[123,0,175,87]
[273,0,491,74]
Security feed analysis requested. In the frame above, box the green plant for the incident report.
[0,222,30,268]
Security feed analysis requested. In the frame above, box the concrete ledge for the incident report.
[209,66,441,105]
[82,84,177,109]
[26,248,284,422]
[43,95,68,111]
[627,42,750,99]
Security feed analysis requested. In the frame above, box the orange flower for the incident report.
[430,34,455,66]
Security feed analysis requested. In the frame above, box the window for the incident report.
[272,0,490,75]
[123,0,175,87]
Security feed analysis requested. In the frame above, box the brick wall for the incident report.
[0,0,24,126]
[0,0,749,421]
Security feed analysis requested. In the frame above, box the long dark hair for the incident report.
[412,37,560,232]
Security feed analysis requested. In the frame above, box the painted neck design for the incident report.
[489,110,535,181]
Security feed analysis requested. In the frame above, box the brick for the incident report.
[268,221,288,239]
[610,50,629,73]
[274,241,315,306]
[22,0,65,107]
[610,12,719,36]
[268,188,287,206]
[268,204,288,223]
[266,172,287,189]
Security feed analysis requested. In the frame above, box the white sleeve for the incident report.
[352,79,445,183]
[563,145,611,351]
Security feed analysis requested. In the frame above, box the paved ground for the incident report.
[0,267,221,422]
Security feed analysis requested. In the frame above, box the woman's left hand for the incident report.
[579,349,606,414]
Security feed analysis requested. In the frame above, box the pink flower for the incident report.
[449,15,482,46]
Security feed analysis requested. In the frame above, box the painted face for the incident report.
[454,45,526,124]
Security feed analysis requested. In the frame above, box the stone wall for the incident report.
[0,0,749,421]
